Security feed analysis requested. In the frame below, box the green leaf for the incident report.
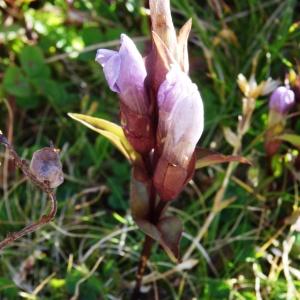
[81,27,103,45]
[32,78,67,106]
[3,66,33,98]
[15,95,40,109]
[68,113,139,162]
[277,133,300,148]
[196,147,251,169]
[20,45,50,78]
[0,277,18,299]
[66,270,102,300]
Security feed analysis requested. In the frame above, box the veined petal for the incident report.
[163,89,203,166]
[96,49,121,92]
[96,34,154,153]
[269,86,295,114]
[157,66,204,166]
[95,34,147,113]
[118,34,147,92]
[157,65,191,112]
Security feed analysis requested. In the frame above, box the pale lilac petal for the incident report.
[117,34,146,90]
[95,34,147,113]
[96,49,117,65]
[96,49,121,92]
[269,86,295,114]
[157,65,191,112]
[157,66,204,166]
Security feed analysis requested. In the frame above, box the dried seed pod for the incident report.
[30,147,64,188]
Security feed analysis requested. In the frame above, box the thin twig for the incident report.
[131,190,166,299]
[131,235,154,300]
[0,133,58,251]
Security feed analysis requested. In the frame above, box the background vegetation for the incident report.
[1,0,300,299]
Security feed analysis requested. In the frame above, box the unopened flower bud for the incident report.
[149,0,177,60]
[154,66,204,200]
[96,34,154,153]
[30,147,64,188]
[147,0,192,97]
[265,87,295,156]
[269,86,295,114]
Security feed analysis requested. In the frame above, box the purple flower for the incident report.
[154,66,204,200]
[157,65,204,166]
[96,34,148,114]
[269,86,295,114]
[96,34,154,153]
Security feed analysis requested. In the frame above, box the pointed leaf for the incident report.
[195,147,251,169]
[130,174,149,220]
[177,18,192,73]
[152,31,175,70]
[68,113,139,162]
[277,133,300,148]
[135,217,182,263]
[223,127,240,148]
[157,216,182,261]
[135,220,162,243]
[130,175,182,262]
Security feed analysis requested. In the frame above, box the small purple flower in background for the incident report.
[269,86,295,114]
[265,86,295,156]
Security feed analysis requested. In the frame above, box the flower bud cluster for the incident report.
[96,0,204,201]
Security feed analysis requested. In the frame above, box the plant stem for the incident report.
[131,198,168,299]
[131,235,154,300]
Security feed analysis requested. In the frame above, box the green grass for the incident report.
[1,0,300,299]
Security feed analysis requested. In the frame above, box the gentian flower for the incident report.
[269,86,295,114]
[96,0,204,200]
[154,66,204,200]
[96,34,154,153]
[265,86,295,156]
